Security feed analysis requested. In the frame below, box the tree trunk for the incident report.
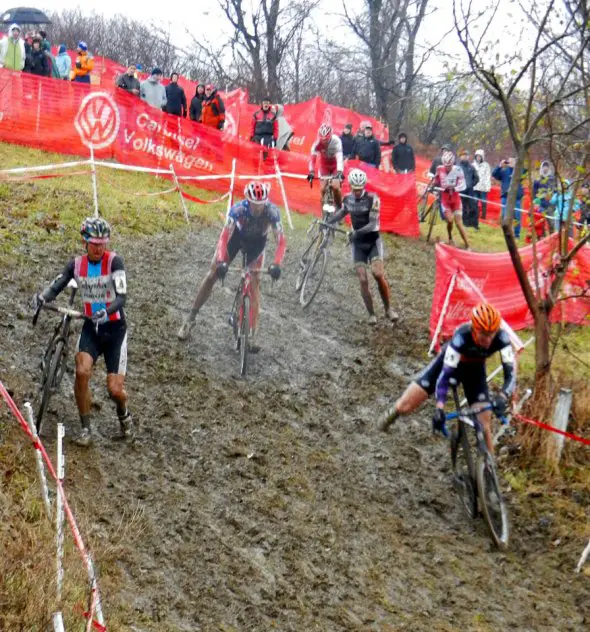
[534,304,552,391]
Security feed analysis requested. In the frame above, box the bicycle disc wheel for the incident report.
[295,232,319,292]
[476,453,509,550]
[36,339,65,435]
[450,423,478,520]
[239,295,250,376]
[300,248,328,309]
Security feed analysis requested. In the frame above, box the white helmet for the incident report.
[348,168,367,190]
[442,150,455,166]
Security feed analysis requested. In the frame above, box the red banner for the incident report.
[430,234,590,339]
[0,70,418,237]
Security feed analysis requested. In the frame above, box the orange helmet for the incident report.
[471,302,501,337]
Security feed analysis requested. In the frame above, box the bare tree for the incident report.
[453,0,590,396]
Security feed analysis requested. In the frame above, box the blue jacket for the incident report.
[492,165,525,198]
[550,190,580,222]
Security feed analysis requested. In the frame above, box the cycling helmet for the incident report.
[244,181,269,203]
[318,124,332,142]
[442,150,455,166]
[348,168,367,190]
[80,217,111,244]
[471,302,501,337]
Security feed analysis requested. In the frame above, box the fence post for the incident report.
[24,402,52,520]
[428,272,457,356]
[548,388,573,463]
[273,154,294,230]
[226,158,237,219]
[90,146,100,218]
[170,164,190,224]
[56,424,65,604]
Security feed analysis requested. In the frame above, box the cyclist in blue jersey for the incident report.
[33,217,133,446]
[178,181,286,350]
[378,303,515,454]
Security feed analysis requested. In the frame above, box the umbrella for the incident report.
[1,7,51,25]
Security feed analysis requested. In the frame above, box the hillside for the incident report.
[0,143,588,631]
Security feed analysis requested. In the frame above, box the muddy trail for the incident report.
[0,224,587,631]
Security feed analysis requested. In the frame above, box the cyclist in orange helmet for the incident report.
[379,302,515,453]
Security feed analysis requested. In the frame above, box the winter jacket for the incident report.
[459,159,479,190]
[356,136,381,168]
[392,142,416,172]
[533,162,556,201]
[201,90,225,129]
[550,188,580,223]
[140,76,167,110]
[24,47,49,76]
[250,108,278,143]
[473,150,491,192]
[55,50,71,80]
[0,25,25,70]
[118,73,140,94]
[46,52,61,79]
[428,156,443,179]
[72,51,94,82]
[340,132,357,159]
[189,86,205,121]
[165,82,187,117]
[492,164,525,199]
[274,104,293,150]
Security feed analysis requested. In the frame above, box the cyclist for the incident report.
[177,181,286,350]
[327,168,399,325]
[434,150,470,249]
[379,302,515,454]
[33,217,133,447]
[307,124,344,213]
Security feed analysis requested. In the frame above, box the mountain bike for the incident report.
[227,253,271,376]
[447,384,510,550]
[418,183,439,243]
[32,281,87,434]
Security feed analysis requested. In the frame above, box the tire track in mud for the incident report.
[0,227,587,631]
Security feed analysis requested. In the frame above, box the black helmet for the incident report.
[80,217,111,244]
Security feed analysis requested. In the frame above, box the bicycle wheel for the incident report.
[300,247,328,309]
[418,195,430,222]
[426,201,438,243]
[295,231,320,292]
[230,289,241,351]
[36,339,66,435]
[450,422,478,519]
[239,295,250,376]
[476,452,509,550]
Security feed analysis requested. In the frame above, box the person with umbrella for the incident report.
[0,23,25,71]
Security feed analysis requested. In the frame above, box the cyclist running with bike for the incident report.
[379,303,515,454]
[177,181,286,350]
[307,124,344,213]
[327,168,399,325]
[434,150,471,250]
[33,217,133,446]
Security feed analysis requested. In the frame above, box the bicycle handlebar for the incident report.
[33,302,87,327]
[316,220,349,234]
[445,404,509,426]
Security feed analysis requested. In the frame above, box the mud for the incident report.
[0,224,588,631]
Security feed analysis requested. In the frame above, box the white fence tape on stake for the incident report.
[227,158,236,219]
[56,424,65,605]
[90,147,100,219]
[93,160,173,176]
[52,612,65,632]
[170,164,190,224]
[576,539,590,573]
[0,160,91,176]
[428,273,458,356]
[274,156,294,230]
[24,402,52,520]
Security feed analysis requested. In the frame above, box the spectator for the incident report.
[533,160,557,230]
[117,64,140,95]
[189,83,205,121]
[577,183,590,236]
[140,68,167,110]
[45,48,61,79]
[428,143,452,178]
[472,149,491,219]
[492,157,526,239]
[355,120,369,144]
[458,149,480,229]
[165,72,187,117]
[72,41,94,83]
[391,132,415,173]
[55,44,71,80]
[274,104,293,151]
[250,97,278,147]
[0,24,25,71]
[356,123,381,168]
[201,84,225,130]
[550,179,579,235]
[24,31,33,56]
[340,123,357,159]
[38,30,50,52]
[24,36,49,77]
